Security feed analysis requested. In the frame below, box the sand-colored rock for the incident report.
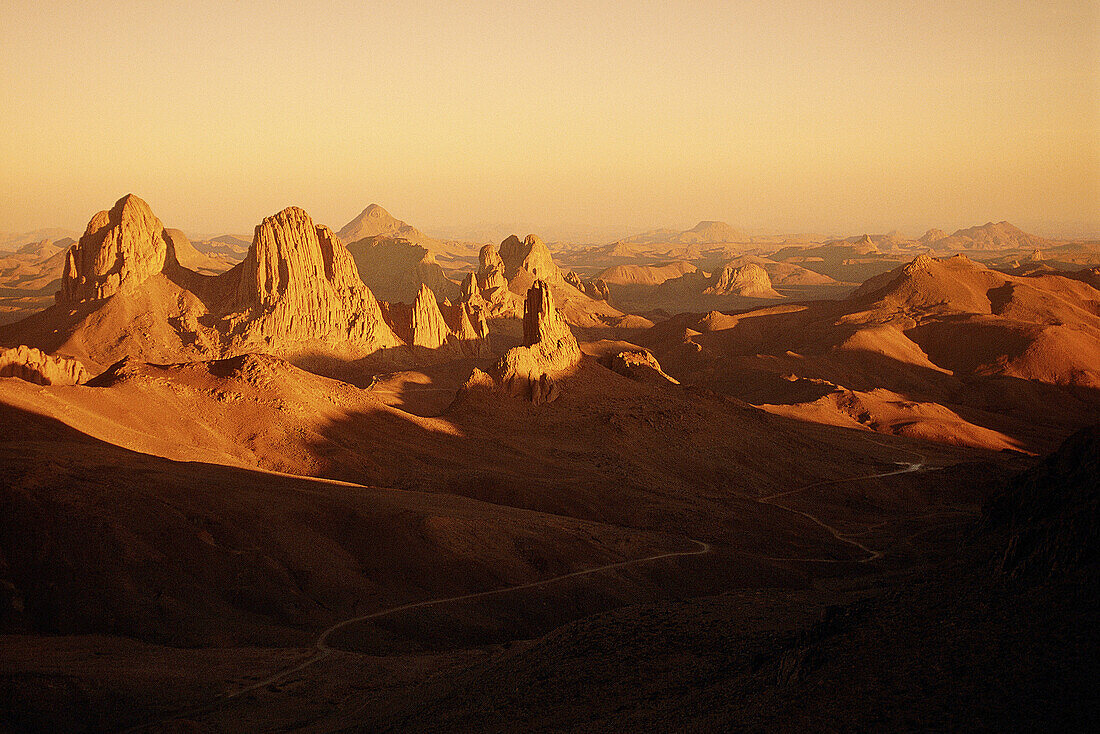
[345,237,459,304]
[58,194,170,303]
[565,271,611,301]
[603,348,679,385]
[499,234,564,284]
[493,280,581,402]
[0,345,89,385]
[226,207,400,352]
[477,244,508,294]
[598,261,698,286]
[163,228,232,274]
[409,284,450,349]
[705,262,781,297]
[337,203,430,245]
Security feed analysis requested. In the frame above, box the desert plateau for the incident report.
[1,2,1098,732]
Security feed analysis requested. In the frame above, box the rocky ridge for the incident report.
[0,345,89,385]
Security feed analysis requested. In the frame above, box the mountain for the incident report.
[499,234,565,284]
[931,221,1049,251]
[337,203,431,245]
[345,237,459,304]
[0,196,416,370]
[0,228,79,252]
[626,220,746,245]
[57,194,171,303]
[460,235,639,329]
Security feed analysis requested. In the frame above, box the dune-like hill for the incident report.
[626,220,746,245]
[929,221,1049,251]
[599,261,698,286]
[721,254,836,286]
[0,228,78,252]
[704,262,781,298]
[640,255,1100,451]
[162,229,235,274]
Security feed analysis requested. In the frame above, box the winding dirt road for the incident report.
[129,441,937,730]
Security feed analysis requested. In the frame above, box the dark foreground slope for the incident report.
[355,427,1100,732]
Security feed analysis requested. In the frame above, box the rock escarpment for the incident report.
[344,237,459,304]
[499,234,564,284]
[0,345,89,385]
[565,271,610,301]
[602,348,679,385]
[704,262,780,298]
[223,207,400,353]
[58,194,170,303]
[493,280,581,403]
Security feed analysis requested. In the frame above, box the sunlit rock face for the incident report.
[226,206,400,351]
[0,345,89,385]
[499,234,564,284]
[494,280,581,403]
[58,194,170,303]
[704,262,779,298]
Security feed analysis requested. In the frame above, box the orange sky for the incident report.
[1,1,1097,240]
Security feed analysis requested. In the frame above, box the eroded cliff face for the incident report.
[705,262,779,297]
[493,280,581,403]
[0,345,89,385]
[499,234,564,284]
[58,194,170,303]
[223,207,400,352]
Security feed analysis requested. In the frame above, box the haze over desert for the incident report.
[1,1,1098,732]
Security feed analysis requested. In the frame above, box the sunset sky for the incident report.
[1,0,1097,240]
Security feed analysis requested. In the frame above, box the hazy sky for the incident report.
[1,0,1097,240]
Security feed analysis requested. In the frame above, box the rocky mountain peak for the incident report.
[499,234,563,283]
[227,206,399,351]
[58,193,170,303]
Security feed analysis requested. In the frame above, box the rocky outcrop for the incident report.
[460,243,522,319]
[565,272,611,301]
[477,244,508,294]
[409,284,450,349]
[983,425,1099,583]
[493,280,581,403]
[58,194,170,303]
[345,237,459,304]
[225,207,400,352]
[705,262,781,298]
[499,234,563,284]
[382,284,489,355]
[602,348,679,385]
[0,345,89,385]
